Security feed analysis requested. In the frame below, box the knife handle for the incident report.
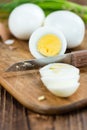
[71,50,87,67]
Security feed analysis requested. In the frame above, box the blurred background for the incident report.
[72,0,87,5]
[0,0,87,5]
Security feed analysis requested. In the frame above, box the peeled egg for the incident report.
[29,27,67,58]
[39,63,80,97]
[44,11,85,48]
[8,3,45,40]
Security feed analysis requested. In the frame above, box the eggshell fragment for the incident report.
[4,39,15,45]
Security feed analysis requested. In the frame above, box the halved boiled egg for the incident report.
[39,63,79,78]
[29,27,67,58]
[39,63,80,97]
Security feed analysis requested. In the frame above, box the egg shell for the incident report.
[44,10,85,48]
[8,3,45,40]
[29,27,67,58]
[39,63,80,78]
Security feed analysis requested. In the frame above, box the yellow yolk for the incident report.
[50,64,63,73]
[37,34,62,57]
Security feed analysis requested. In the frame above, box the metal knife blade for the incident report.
[6,50,87,72]
[6,53,71,72]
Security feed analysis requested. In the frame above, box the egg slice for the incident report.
[41,75,80,84]
[44,11,85,48]
[42,81,80,97]
[39,63,79,78]
[29,27,67,58]
[39,63,80,97]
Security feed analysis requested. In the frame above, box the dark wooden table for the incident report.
[0,0,87,130]
[1,87,87,130]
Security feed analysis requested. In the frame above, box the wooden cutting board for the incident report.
[0,30,87,115]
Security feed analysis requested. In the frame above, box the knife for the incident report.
[6,50,87,72]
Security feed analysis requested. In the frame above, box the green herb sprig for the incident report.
[0,0,87,23]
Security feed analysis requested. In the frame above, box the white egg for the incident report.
[44,10,85,48]
[8,3,45,40]
[29,27,67,58]
[39,63,79,78]
[39,63,80,97]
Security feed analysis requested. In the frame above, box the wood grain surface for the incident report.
[0,0,87,130]
[0,27,87,115]
[1,86,87,130]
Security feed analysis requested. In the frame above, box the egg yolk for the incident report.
[50,64,63,73]
[37,34,62,57]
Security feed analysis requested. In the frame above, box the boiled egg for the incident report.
[8,3,45,40]
[39,63,80,97]
[44,11,85,48]
[29,27,67,58]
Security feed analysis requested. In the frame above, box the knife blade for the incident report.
[6,50,87,72]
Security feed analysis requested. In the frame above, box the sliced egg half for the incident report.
[29,27,67,58]
[39,63,79,78]
[39,63,80,97]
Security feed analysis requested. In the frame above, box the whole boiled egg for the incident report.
[29,27,67,58]
[8,3,45,40]
[44,11,85,48]
[39,63,80,97]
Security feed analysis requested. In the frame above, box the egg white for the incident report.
[29,27,67,58]
[41,75,80,84]
[41,76,80,97]
[44,82,80,97]
[39,63,80,78]
[44,10,85,48]
[41,76,80,88]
